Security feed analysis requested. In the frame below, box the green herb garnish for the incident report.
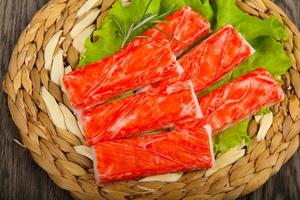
[112,0,177,47]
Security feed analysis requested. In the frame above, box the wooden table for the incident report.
[0,0,299,199]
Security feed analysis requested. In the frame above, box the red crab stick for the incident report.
[179,68,284,133]
[63,38,183,109]
[143,6,210,56]
[81,81,202,144]
[92,125,214,183]
[178,25,255,94]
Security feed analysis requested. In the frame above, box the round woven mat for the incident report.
[3,0,300,199]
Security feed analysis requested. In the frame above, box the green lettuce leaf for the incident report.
[256,107,272,115]
[235,37,292,77]
[79,0,161,66]
[214,0,288,40]
[160,0,214,22]
[213,119,252,154]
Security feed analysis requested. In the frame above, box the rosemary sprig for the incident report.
[112,0,177,48]
[122,23,135,47]
[148,19,170,24]
[132,14,157,32]
[139,0,154,23]
[152,6,176,20]
[111,15,126,37]
[152,26,180,41]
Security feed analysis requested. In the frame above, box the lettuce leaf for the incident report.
[214,0,288,40]
[213,119,251,154]
[235,37,292,76]
[79,0,161,66]
[160,0,214,22]
[256,107,272,115]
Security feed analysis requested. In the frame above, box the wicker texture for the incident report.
[3,0,300,199]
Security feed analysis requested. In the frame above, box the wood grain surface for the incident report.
[0,0,299,199]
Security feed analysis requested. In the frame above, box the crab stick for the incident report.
[176,25,255,94]
[81,81,202,144]
[63,38,183,109]
[92,125,214,183]
[178,68,284,134]
[143,6,210,56]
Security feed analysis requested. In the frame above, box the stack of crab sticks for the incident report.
[63,6,284,183]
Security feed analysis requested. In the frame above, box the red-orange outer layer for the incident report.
[92,126,214,183]
[82,81,202,144]
[178,25,254,94]
[143,6,210,56]
[178,68,284,133]
[63,38,182,109]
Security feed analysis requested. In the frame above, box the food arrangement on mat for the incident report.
[63,0,290,183]
[4,0,299,199]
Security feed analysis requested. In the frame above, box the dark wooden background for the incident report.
[0,0,299,199]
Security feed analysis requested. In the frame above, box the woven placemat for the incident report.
[3,0,300,199]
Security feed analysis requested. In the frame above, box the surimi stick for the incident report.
[63,38,183,109]
[64,7,211,110]
[81,81,202,144]
[92,125,214,183]
[143,6,210,56]
[178,68,284,134]
[176,25,255,94]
